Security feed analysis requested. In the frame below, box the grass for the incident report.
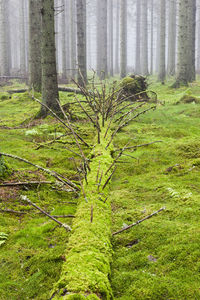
[0,77,200,299]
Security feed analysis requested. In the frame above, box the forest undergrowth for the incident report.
[0,78,200,299]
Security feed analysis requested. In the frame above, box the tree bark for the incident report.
[167,0,176,76]
[120,0,127,78]
[158,0,166,82]
[20,0,26,75]
[141,0,148,75]
[40,0,60,117]
[115,0,120,74]
[0,0,10,76]
[109,0,114,77]
[135,0,141,75]
[29,0,42,92]
[76,0,87,86]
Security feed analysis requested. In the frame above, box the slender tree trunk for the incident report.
[175,0,190,86]
[187,0,196,82]
[76,0,87,86]
[96,0,108,79]
[40,0,60,117]
[109,0,114,77]
[150,0,154,75]
[0,0,9,76]
[20,0,26,75]
[167,0,176,76]
[197,4,200,73]
[29,0,42,92]
[120,0,127,78]
[70,0,76,80]
[115,0,120,74]
[141,0,148,75]
[158,0,166,82]
[61,0,66,79]
[135,0,141,74]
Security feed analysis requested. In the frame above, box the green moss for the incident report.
[0,155,11,179]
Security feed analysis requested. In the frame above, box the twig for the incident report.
[0,152,78,191]
[0,181,52,187]
[90,205,93,223]
[0,209,26,215]
[20,195,72,231]
[102,166,117,190]
[112,207,166,236]
[115,141,162,152]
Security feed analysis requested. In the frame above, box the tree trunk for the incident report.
[167,0,176,76]
[175,0,190,86]
[0,0,9,76]
[20,0,26,75]
[29,0,42,92]
[150,0,154,75]
[61,0,66,80]
[158,0,166,82]
[115,0,120,74]
[135,0,141,75]
[187,0,196,82]
[141,0,148,75]
[120,0,127,78]
[70,0,76,80]
[40,0,60,117]
[96,0,108,79]
[76,0,87,86]
[109,0,114,77]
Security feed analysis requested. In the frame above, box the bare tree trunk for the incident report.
[20,0,26,75]
[167,0,176,76]
[175,0,190,86]
[109,0,114,77]
[141,0,148,75]
[96,0,108,79]
[0,0,9,76]
[150,0,154,75]
[135,0,141,74]
[61,0,66,79]
[70,0,76,80]
[187,0,196,82]
[115,0,120,74]
[158,0,166,82]
[29,0,42,92]
[40,0,60,117]
[76,0,87,86]
[120,0,127,78]
[197,4,200,73]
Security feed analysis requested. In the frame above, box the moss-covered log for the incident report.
[51,129,114,299]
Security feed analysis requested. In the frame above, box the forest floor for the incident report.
[0,78,200,299]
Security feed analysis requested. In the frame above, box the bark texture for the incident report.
[76,0,87,86]
[141,0,148,75]
[135,0,141,75]
[0,0,9,76]
[29,0,42,92]
[120,0,127,78]
[158,0,166,82]
[40,0,60,117]
[167,0,176,76]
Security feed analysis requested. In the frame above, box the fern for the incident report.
[0,232,8,246]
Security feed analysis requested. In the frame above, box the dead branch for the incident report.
[102,166,117,190]
[20,195,72,231]
[0,209,26,215]
[0,152,78,191]
[114,141,163,152]
[0,181,52,187]
[112,207,166,236]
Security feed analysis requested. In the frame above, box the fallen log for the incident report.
[7,87,86,95]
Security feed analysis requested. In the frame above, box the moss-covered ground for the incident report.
[0,78,200,299]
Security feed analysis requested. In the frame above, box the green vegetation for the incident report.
[0,78,200,299]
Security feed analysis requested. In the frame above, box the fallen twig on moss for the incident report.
[20,195,72,231]
[0,209,26,215]
[0,181,52,187]
[0,152,78,191]
[112,207,166,236]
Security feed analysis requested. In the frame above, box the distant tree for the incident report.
[0,0,9,76]
[141,0,148,75]
[174,0,195,86]
[61,0,66,80]
[29,0,42,92]
[135,0,141,75]
[39,0,60,117]
[69,0,76,80]
[120,0,127,78]
[115,0,120,74]
[20,0,26,75]
[187,0,196,82]
[108,0,114,77]
[158,0,166,82]
[150,0,154,75]
[167,0,177,76]
[76,0,87,86]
